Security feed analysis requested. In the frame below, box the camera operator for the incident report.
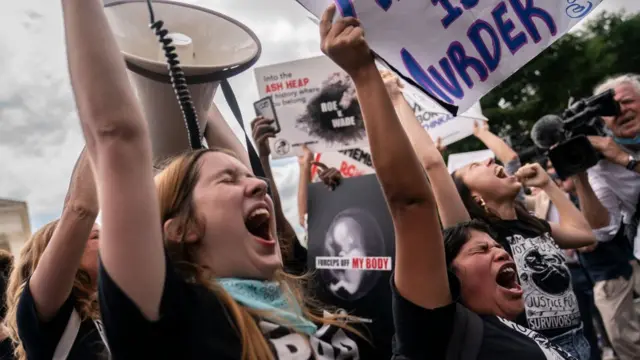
[588,75,640,259]
[578,74,640,360]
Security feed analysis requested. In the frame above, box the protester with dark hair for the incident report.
[5,149,105,360]
[62,1,365,358]
[450,157,596,358]
[316,6,579,358]
[382,60,595,357]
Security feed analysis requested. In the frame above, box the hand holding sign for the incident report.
[312,161,342,191]
[298,145,314,166]
[251,116,277,157]
[381,70,404,103]
[320,4,373,78]
[473,120,490,137]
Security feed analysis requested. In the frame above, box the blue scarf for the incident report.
[614,135,640,146]
[217,279,318,336]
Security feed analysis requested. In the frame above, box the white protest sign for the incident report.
[310,150,374,181]
[254,56,370,159]
[402,83,487,146]
[297,0,602,113]
[447,149,495,173]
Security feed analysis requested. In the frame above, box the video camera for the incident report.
[531,89,620,179]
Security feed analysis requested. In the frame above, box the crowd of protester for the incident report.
[1,1,640,359]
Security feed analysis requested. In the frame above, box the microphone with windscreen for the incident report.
[530,115,565,149]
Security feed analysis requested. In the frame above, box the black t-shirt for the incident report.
[98,255,361,359]
[490,219,581,339]
[390,276,576,360]
[16,281,106,360]
[0,337,14,360]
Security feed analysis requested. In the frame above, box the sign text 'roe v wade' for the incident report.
[298,0,602,113]
[255,56,372,159]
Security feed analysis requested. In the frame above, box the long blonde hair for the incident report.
[156,149,363,360]
[5,220,99,360]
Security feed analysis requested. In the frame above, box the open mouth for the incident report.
[244,207,275,245]
[617,114,635,127]
[494,166,508,179]
[496,263,521,293]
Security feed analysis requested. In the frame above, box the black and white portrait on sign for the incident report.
[322,208,385,301]
[307,174,396,360]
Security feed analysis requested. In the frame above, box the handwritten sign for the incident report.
[297,0,602,113]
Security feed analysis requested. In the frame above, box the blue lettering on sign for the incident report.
[492,2,528,55]
[335,0,394,18]
[432,0,464,29]
[376,0,393,11]
[335,0,357,18]
[419,113,455,130]
[565,0,593,19]
[468,20,502,72]
[402,0,557,104]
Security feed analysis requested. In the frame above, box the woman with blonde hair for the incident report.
[62,0,361,359]
[5,150,105,360]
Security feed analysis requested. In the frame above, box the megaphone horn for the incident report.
[104,0,261,166]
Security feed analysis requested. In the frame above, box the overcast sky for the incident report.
[1,0,638,235]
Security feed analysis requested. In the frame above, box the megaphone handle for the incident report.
[220,79,266,178]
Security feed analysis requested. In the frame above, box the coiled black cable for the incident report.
[146,0,203,150]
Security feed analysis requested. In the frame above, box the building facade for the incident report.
[0,199,31,262]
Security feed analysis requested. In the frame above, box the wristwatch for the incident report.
[626,154,639,170]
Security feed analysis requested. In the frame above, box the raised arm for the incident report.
[382,71,469,228]
[250,117,298,248]
[29,149,98,321]
[319,5,450,310]
[297,146,313,227]
[473,121,519,166]
[204,103,251,169]
[62,0,164,320]
[515,164,596,249]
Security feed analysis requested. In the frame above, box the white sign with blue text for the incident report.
[297,0,602,114]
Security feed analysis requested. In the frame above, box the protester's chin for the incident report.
[250,252,283,280]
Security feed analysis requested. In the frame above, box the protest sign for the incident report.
[402,83,488,146]
[307,174,395,359]
[297,0,602,113]
[255,55,488,158]
[254,56,370,159]
[447,149,496,173]
[310,150,374,181]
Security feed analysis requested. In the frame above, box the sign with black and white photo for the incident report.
[254,56,369,159]
[255,55,489,159]
[306,174,395,359]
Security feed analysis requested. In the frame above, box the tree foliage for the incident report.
[446,11,640,157]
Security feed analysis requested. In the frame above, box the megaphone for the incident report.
[103,0,261,167]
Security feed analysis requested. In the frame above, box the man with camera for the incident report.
[581,74,640,360]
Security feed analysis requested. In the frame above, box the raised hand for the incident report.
[473,120,490,137]
[250,116,276,157]
[312,162,342,191]
[298,145,314,167]
[515,163,551,189]
[381,70,404,103]
[319,4,373,77]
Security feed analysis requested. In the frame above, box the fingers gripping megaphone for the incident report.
[104,0,263,173]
